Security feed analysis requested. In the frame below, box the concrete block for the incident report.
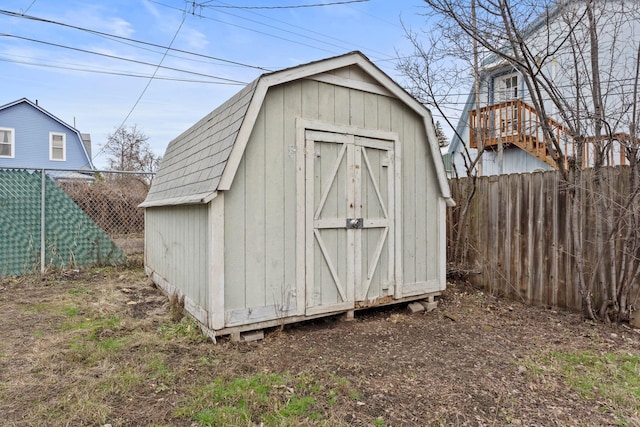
[421,300,438,312]
[408,302,425,313]
[242,330,264,342]
[341,310,355,321]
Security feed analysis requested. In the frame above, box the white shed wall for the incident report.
[223,75,445,322]
[145,204,209,310]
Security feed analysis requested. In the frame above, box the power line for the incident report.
[0,55,244,84]
[197,0,394,61]
[154,0,403,65]
[0,9,271,72]
[21,0,37,14]
[199,0,368,10]
[0,33,248,84]
[152,0,339,56]
[96,14,187,165]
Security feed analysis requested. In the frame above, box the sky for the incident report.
[0,0,443,169]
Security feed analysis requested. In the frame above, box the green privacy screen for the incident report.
[0,170,125,277]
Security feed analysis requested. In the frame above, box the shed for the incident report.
[141,52,455,339]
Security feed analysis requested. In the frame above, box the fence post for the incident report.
[41,169,46,274]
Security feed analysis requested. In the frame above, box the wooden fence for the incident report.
[447,167,640,313]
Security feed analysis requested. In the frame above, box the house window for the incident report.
[493,73,521,136]
[505,75,518,99]
[495,73,520,102]
[50,132,66,161]
[0,127,15,158]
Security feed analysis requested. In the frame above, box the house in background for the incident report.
[142,51,454,340]
[0,98,95,178]
[448,1,638,177]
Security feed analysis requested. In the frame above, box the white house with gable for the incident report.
[448,0,640,177]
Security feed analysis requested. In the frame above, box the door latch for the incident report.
[346,218,363,229]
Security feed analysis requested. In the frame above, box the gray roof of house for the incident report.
[142,79,259,206]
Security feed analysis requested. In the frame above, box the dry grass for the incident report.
[1,267,639,426]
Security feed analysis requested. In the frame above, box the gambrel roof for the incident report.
[142,51,453,207]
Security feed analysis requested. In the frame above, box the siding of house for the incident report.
[0,102,90,169]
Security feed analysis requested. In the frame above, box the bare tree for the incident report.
[400,0,640,321]
[103,125,160,175]
[102,125,161,189]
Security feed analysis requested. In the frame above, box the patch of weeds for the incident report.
[97,366,145,395]
[62,306,80,317]
[92,266,115,275]
[61,315,121,334]
[143,356,178,394]
[528,350,640,422]
[26,391,112,426]
[348,389,361,400]
[328,373,360,401]
[277,396,317,418]
[159,316,208,343]
[169,292,185,322]
[148,357,170,379]
[32,330,44,338]
[68,284,93,295]
[98,337,126,352]
[373,417,387,427]
[197,355,219,367]
[327,389,338,406]
[62,316,126,364]
[177,372,352,426]
[194,406,249,426]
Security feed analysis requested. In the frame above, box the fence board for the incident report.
[448,166,640,314]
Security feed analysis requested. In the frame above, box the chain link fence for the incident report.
[59,170,152,256]
[0,167,152,277]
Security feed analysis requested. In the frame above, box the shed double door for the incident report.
[304,129,396,315]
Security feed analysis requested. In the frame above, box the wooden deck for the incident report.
[469,100,630,169]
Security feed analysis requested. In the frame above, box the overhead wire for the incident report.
[196,0,395,62]
[0,55,242,83]
[155,0,403,66]
[90,13,187,166]
[151,0,339,55]
[0,9,271,71]
[0,33,248,84]
[200,0,368,9]
[21,0,37,14]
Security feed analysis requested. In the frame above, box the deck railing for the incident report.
[469,100,629,168]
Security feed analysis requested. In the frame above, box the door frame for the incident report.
[295,119,402,316]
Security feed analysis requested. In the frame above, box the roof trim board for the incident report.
[140,191,217,208]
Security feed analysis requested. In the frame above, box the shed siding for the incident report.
[223,78,444,319]
[146,205,209,309]
[224,84,299,313]
[394,103,442,292]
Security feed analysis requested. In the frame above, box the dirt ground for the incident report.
[1,261,639,426]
